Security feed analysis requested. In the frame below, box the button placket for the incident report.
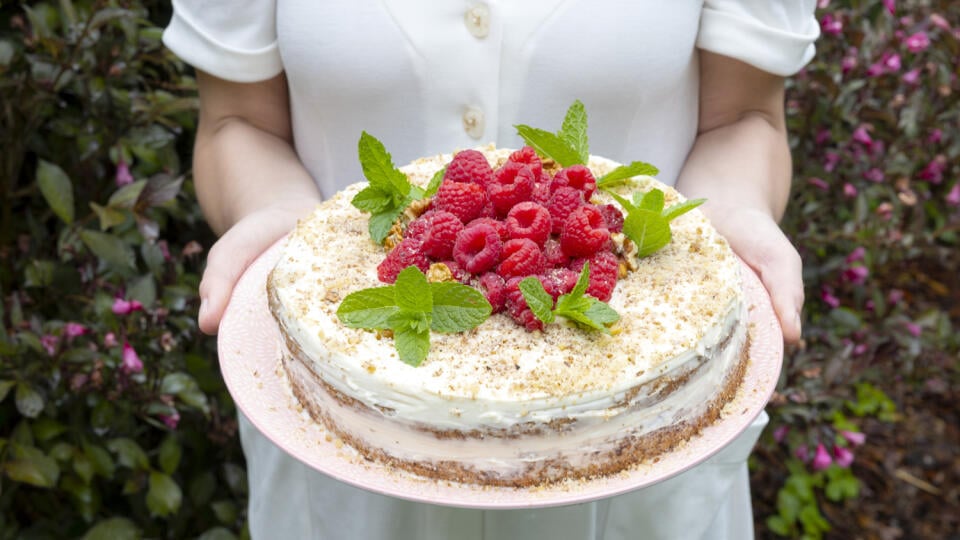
[462,106,485,139]
[464,3,490,39]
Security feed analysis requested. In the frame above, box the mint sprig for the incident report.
[519,263,620,333]
[597,161,660,189]
[351,132,425,244]
[336,266,492,366]
[515,100,589,167]
[606,189,706,258]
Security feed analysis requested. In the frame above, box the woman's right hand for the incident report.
[192,71,321,334]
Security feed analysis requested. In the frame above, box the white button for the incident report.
[464,4,490,39]
[462,107,485,139]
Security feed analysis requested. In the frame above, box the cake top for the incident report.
[269,147,742,401]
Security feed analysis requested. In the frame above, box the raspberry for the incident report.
[377,238,430,283]
[444,149,494,188]
[504,277,544,332]
[546,186,585,234]
[570,251,619,302]
[497,238,546,279]
[453,222,502,274]
[466,217,509,241]
[488,162,535,217]
[505,202,551,246]
[477,272,507,313]
[434,181,488,223]
[531,174,553,205]
[540,267,579,300]
[507,146,543,178]
[414,210,463,259]
[597,203,624,233]
[551,165,597,200]
[560,205,611,258]
[404,215,431,241]
[543,238,570,267]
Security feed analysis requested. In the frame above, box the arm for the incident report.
[193,71,321,334]
[675,51,804,343]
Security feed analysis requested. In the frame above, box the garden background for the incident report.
[1,1,957,538]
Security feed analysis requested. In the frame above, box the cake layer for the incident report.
[267,147,747,485]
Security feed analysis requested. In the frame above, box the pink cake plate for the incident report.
[218,238,783,510]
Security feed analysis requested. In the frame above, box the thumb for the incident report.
[738,229,805,344]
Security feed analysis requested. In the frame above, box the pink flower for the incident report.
[841,430,867,447]
[824,151,840,172]
[821,287,841,308]
[157,240,172,261]
[841,53,858,74]
[905,32,930,53]
[917,155,947,184]
[115,160,134,187]
[902,68,921,85]
[812,443,833,471]
[821,13,843,35]
[887,289,904,305]
[930,13,951,31]
[928,128,943,144]
[842,265,869,285]
[905,321,922,337]
[807,177,829,191]
[41,334,60,356]
[103,332,118,348]
[815,128,832,145]
[853,342,868,355]
[817,0,830,8]
[852,125,874,147]
[64,322,89,340]
[845,247,866,264]
[863,168,885,183]
[833,445,855,468]
[795,445,810,462]
[773,425,790,443]
[883,52,902,71]
[946,184,960,206]
[112,297,144,316]
[883,0,895,15]
[121,342,143,374]
[159,410,180,430]
[843,183,858,198]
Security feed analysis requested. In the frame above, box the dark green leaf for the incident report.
[210,500,239,525]
[146,472,183,517]
[108,179,147,208]
[3,442,60,487]
[107,438,149,470]
[514,125,583,167]
[31,418,65,441]
[337,286,398,329]
[78,229,136,271]
[518,277,555,324]
[15,383,44,418]
[158,435,182,475]
[0,380,15,402]
[90,202,128,231]
[140,174,184,207]
[196,527,238,540]
[37,160,75,224]
[430,282,492,332]
[84,443,115,479]
[82,517,141,540]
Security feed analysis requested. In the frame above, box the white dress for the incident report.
[163,2,818,538]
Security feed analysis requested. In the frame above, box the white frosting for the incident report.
[269,148,746,482]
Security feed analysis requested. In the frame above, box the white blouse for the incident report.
[163,2,818,539]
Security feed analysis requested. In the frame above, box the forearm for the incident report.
[675,112,792,223]
[194,118,320,235]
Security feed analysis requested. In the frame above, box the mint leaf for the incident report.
[430,281,492,332]
[394,266,432,313]
[367,205,404,245]
[623,209,672,257]
[662,198,706,221]
[393,325,431,367]
[582,300,620,326]
[336,286,398,329]
[388,310,432,334]
[350,186,392,213]
[559,100,589,165]
[549,264,620,333]
[518,277,556,324]
[636,189,665,213]
[514,125,583,167]
[568,261,591,299]
[597,161,660,188]
[423,167,446,198]
[358,131,410,196]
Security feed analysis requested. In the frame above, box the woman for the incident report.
[163,1,817,538]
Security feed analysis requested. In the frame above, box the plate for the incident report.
[218,239,783,509]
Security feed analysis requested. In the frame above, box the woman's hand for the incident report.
[193,71,321,334]
[676,51,804,343]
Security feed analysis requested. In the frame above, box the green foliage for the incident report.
[0,1,246,538]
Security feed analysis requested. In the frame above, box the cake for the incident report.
[267,140,750,488]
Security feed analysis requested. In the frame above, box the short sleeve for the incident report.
[162,0,282,82]
[697,0,820,76]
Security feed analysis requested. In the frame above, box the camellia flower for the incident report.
[821,287,841,308]
[159,410,181,430]
[841,52,858,74]
[121,342,144,374]
[841,430,867,447]
[883,52,902,71]
[842,265,869,285]
[833,445,855,468]
[946,184,960,206]
[115,160,134,187]
[812,443,833,471]
[820,13,843,35]
[930,13,951,31]
[103,332,118,348]
[773,425,790,443]
[863,168,885,183]
[905,31,930,53]
[41,334,60,356]
[824,151,840,172]
[928,128,943,144]
[795,445,810,463]
[64,322,89,340]
[843,183,858,198]
[917,155,947,184]
[905,321,922,337]
[883,0,895,15]
[112,297,144,316]
[845,247,866,264]
[807,177,829,191]
[852,125,874,147]
[902,68,921,85]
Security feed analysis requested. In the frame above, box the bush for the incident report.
[0,2,246,538]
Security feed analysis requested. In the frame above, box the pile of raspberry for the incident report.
[377,147,625,331]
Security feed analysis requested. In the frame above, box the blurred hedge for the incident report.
[0,1,957,539]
